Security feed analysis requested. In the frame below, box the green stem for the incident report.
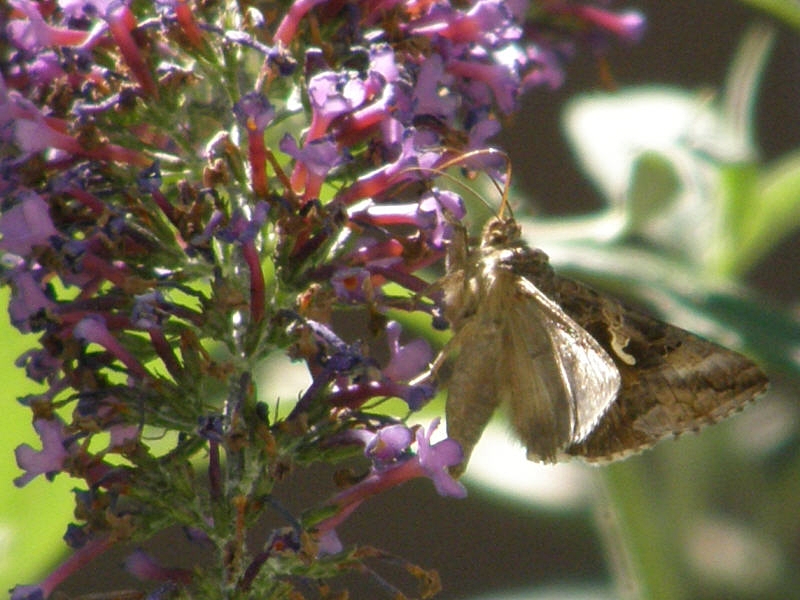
[593,460,690,600]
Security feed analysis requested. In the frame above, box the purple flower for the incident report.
[2,87,148,165]
[293,318,434,412]
[522,41,570,89]
[349,188,465,250]
[130,291,168,330]
[369,43,401,84]
[1,0,648,594]
[7,0,91,51]
[73,316,148,379]
[331,266,378,304]
[465,114,503,156]
[14,417,72,487]
[0,190,57,256]
[448,53,522,114]
[313,419,465,554]
[557,4,647,45]
[288,319,374,418]
[59,0,158,97]
[216,203,269,245]
[331,74,399,147]
[335,127,445,206]
[15,348,63,383]
[382,320,433,383]
[73,390,140,449]
[411,55,457,119]
[124,549,192,584]
[234,93,276,198]
[344,237,404,269]
[317,529,344,556]
[407,0,519,47]
[280,134,346,201]
[10,584,44,600]
[233,92,276,133]
[6,268,55,333]
[306,71,368,141]
[108,423,140,449]
[326,378,434,411]
[364,423,414,466]
[63,523,90,549]
[416,418,466,498]
[59,0,126,19]
[344,422,415,467]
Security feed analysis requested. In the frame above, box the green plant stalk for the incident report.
[594,459,691,600]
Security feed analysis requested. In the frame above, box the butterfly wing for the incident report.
[505,278,620,462]
[445,312,504,475]
[550,276,769,460]
[445,266,621,468]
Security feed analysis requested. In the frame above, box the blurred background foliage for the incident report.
[2,1,800,599]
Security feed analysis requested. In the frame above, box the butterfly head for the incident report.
[481,216,521,249]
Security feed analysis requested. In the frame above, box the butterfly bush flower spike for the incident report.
[1,0,644,597]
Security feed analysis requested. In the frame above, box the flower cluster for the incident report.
[2,0,643,597]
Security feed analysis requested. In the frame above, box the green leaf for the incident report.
[562,26,782,274]
[735,0,800,30]
[702,291,800,378]
[626,151,682,233]
[720,149,800,275]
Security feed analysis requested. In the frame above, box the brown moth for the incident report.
[437,214,769,473]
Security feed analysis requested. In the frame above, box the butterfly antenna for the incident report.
[399,148,513,217]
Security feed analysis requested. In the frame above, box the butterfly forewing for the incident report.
[505,278,620,462]
[445,314,503,475]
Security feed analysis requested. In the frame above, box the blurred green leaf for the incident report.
[559,25,800,278]
[716,162,760,272]
[736,0,800,30]
[721,148,800,275]
[562,84,746,265]
[626,152,682,233]
[703,292,800,377]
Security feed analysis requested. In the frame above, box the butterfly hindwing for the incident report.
[549,276,769,460]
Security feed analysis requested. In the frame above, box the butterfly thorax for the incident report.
[478,217,557,297]
[441,217,557,331]
[480,216,522,248]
